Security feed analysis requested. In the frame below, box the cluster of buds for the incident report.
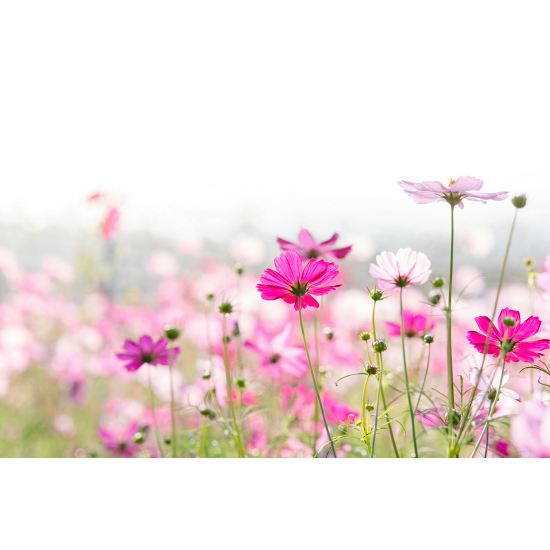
[198,404,216,420]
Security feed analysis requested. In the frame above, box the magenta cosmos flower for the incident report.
[385,309,433,338]
[116,335,180,372]
[398,176,508,209]
[277,229,352,261]
[257,250,340,310]
[98,421,141,457]
[244,324,308,377]
[466,308,550,363]
[369,248,431,291]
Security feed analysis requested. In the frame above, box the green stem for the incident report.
[168,346,177,457]
[415,344,432,411]
[470,353,507,458]
[298,296,337,458]
[370,355,384,458]
[371,301,400,458]
[222,315,245,458]
[446,204,455,452]
[400,288,419,457]
[147,364,165,458]
[311,308,321,454]
[453,209,518,454]
[361,374,371,442]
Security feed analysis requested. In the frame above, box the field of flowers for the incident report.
[0,178,548,459]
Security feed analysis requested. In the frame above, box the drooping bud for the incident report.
[219,301,233,315]
[324,327,334,341]
[373,340,387,353]
[511,194,527,209]
[428,291,442,305]
[164,324,181,341]
[432,276,445,288]
[423,334,435,344]
[359,330,371,342]
[502,316,517,327]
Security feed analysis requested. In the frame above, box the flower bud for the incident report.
[488,389,497,401]
[373,340,387,353]
[164,324,181,341]
[236,377,247,388]
[201,369,212,380]
[423,334,435,344]
[511,194,527,209]
[445,409,461,426]
[232,322,240,337]
[219,301,233,315]
[359,330,371,342]
[206,293,215,301]
[368,287,385,301]
[366,364,378,376]
[523,257,533,267]
[365,403,375,411]
[133,431,146,444]
[199,404,214,417]
[432,276,445,288]
[324,327,334,341]
[428,291,442,305]
[502,316,517,327]
[164,438,171,445]
[222,335,231,344]
[234,263,244,275]
[208,411,216,420]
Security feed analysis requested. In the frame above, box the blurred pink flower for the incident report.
[244,324,308,377]
[511,400,550,458]
[385,310,433,338]
[257,251,341,310]
[469,366,521,411]
[116,335,179,372]
[398,176,508,209]
[98,421,141,457]
[536,256,550,295]
[466,307,549,363]
[277,229,352,260]
[369,248,431,291]
[102,207,120,240]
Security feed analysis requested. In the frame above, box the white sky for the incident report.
[0,2,548,242]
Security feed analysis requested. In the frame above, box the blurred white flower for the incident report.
[229,233,266,265]
[147,250,178,278]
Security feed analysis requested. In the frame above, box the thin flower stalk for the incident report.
[446,204,456,453]
[147,364,165,458]
[168,346,177,458]
[298,295,337,458]
[415,344,432,411]
[370,356,384,458]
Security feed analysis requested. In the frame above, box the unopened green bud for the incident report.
[359,330,371,342]
[423,334,434,344]
[432,276,445,288]
[234,263,244,275]
[222,335,231,344]
[199,404,214,417]
[445,409,461,426]
[373,340,387,353]
[502,316,517,327]
[512,194,527,209]
[365,403,375,412]
[232,322,240,337]
[428,291,442,305]
[366,364,378,376]
[219,301,233,315]
[133,431,146,444]
[523,257,533,267]
[206,293,215,301]
[164,324,181,341]
[201,369,212,380]
[324,327,334,340]
[368,287,386,301]
[236,377,247,388]
[488,389,497,401]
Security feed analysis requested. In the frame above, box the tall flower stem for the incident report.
[446,204,456,451]
[360,374,371,444]
[298,296,337,458]
[400,288,419,458]
[147,364,165,458]
[311,306,321,454]
[453,209,519,455]
[469,352,508,458]
[168,346,177,458]
[222,316,245,458]
[370,355,384,458]
[371,301,400,458]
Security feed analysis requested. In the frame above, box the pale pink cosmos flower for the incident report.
[511,400,550,458]
[257,251,341,310]
[277,229,352,260]
[469,366,521,411]
[369,248,431,291]
[244,324,308,377]
[98,421,141,457]
[398,176,508,209]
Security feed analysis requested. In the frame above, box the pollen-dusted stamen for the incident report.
[448,177,457,186]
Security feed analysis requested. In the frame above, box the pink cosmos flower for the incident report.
[102,207,120,240]
[369,248,431,291]
[466,307,549,363]
[469,366,521,411]
[277,229,352,261]
[116,335,180,372]
[398,176,508,209]
[511,400,550,458]
[257,251,341,310]
[244,324,308,377]
[98,421,141,457]
[385,309,433,338]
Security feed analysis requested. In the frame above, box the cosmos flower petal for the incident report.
[298,229,317,250]
[450,176,484,193]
